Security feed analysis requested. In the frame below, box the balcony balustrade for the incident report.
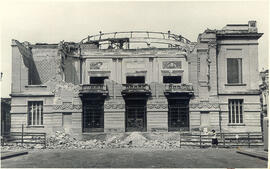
[165,83,194,93]
[80,84,108,95]
[122,83,151,95]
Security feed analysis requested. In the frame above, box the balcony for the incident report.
[79,84,108,96]
[122,83,151,96]
[164,83,194,96]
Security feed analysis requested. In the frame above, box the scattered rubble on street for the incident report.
[1,131,188,150]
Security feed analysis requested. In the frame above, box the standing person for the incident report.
[211,129,218,148]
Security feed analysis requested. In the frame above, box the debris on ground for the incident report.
[1,131,191,150]
[121,132,147,147]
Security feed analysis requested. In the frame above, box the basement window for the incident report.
[126,76,145,84]
[163,76,182,84]
[89,76,108,84]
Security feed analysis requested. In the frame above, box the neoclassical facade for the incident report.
[10,21,263,138]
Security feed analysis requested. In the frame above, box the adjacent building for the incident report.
[260,69,268,118]
[1,98,11,135]
[10,21,263,138]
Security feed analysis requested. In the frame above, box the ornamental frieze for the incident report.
[104,104,125,109]
[53,103,82,110]
[189,102,220,109]
[147,104,167,110]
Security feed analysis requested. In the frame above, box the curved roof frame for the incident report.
[80,31,193,51]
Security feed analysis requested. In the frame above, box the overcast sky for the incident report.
[0,0,269,97]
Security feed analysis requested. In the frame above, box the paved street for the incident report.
[1,148,267,168]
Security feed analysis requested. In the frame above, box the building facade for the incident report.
[10,21,263,138]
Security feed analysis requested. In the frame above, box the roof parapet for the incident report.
[220,20,258,34]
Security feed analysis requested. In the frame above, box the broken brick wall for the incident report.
[31,46,60,84]
[64,56,80,85]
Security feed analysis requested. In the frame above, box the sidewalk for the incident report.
[236,148,268,160]
[1,150,28,160]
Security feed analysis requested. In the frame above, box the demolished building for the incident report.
[10,21,263,138]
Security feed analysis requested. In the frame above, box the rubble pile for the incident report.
[121,132,147,146]
[47,131,107,149]
[46,131,182,149]
[1,131,187,150]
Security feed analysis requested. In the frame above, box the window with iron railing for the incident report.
[228,99,243,124]
[28,101,43,126]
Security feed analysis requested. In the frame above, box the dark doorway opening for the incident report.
[125,99,147,132]
[126,76,145,84]
[83,99,104,132]
[168,99,189,131]
[89,76,108,84]
[163,76,181,84]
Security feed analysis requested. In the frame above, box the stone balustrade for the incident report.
[122,83,151,94]
[80,84,107,94]
[164,83,193,93]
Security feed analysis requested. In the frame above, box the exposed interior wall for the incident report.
[32,47,59,84]
[11,43,27,93]
[64,56,80,85]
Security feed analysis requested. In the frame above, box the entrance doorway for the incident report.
[125,99,147,132]
[83,99,104,132]
[168,99,189,131]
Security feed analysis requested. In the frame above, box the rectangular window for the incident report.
[163,76,182,84]
[228,99,243,124]
[89,76,108,84]
[28,101,43,126]
[227,58,242,84]
[126,76,145,84]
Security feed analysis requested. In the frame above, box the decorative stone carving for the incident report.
[104,104,111,109]
[90,62,108,70]
[104,104,125,110]
[208,41,217,48]
[147,104,168,109]
[90,62,103,69]
[53,102,82,110]
[162,61,182,69]
[189,102,220,109]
